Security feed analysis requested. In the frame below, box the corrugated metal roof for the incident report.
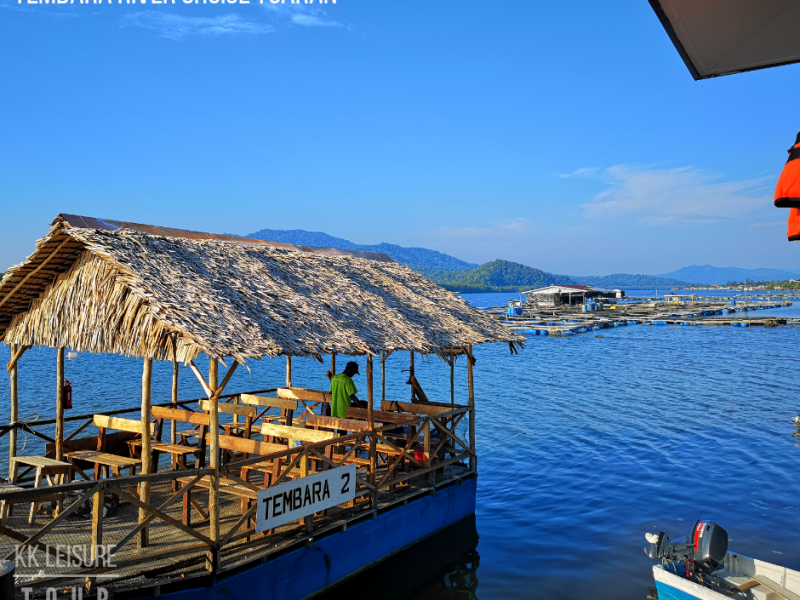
[650,0,800,79]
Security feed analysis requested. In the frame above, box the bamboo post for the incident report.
[8,344,18,478]
[381,351,386,403]
[367,355,376,504]
[208,358,220,568]
[139,358,153,548]
[331,353,336,376]
[55,348,65,461]
[450,354,455,405]
[170,356,179,445]
[466,345,476,472]
[409,351,415,402]
[286,356,292,388]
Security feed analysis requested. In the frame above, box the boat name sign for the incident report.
[256,464,357,532]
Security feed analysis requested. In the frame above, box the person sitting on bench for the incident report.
[330,361,367,418]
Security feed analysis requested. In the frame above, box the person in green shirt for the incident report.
[330,361,366,418]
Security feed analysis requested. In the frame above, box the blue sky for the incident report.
[1,1,799,276]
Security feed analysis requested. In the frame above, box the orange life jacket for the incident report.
[788,208,800,241]
[775,129,800,208]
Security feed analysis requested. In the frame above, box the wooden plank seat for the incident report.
[212,435,287,485]
[150,407,209,469]
[67,415,155,482]
[241,394,298,426]
[381,400,456,415]
[277,388,331,419]
[3,457,73,524]
[346,407,421,425]
[198,401,260,458]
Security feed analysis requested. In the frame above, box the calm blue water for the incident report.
[3,291,800,599]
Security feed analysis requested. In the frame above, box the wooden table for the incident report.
[8,456,73,524]
[65,450,140,480]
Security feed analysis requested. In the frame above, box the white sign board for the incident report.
[256,464,357,533]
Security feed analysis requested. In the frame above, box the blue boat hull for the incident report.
[655,580,710,600]
[144,477,477,600]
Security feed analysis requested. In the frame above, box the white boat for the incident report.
[653,553,800,600]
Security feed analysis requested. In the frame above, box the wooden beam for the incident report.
[8,343,17,478]
[0,237,71,311]
[286,356,292,388]
[189,361,213,398]
[6,344,28,373]
[139,358,153,548]
[467,344,476,472]
[55,348,65,461]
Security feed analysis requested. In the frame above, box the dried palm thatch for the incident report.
[0,221,524,363]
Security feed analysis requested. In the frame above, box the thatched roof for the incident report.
[0,219,524,363]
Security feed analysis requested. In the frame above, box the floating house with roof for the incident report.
[523,285,622,309]
[0,215,523,599]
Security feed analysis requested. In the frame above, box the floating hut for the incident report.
[0,215,524,599]
[523,285,622,309]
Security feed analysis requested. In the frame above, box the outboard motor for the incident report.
[645,521,742,596]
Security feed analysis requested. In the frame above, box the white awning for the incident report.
[650,0,800,79]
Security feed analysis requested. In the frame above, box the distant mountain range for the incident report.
[658,265,800,285]
[242,229,800,290]
[243,228,689,291]
[246,228,477,274]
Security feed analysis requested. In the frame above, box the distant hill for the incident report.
[659,265,800,285]
[575,274,687,288]
[431,260,576,292]
[247,229,357,250]
[245,229,478,273]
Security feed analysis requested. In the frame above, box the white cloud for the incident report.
[751,221,784,228]
[571,165,771,226]
[435,218,530,239]
[263,3,348,28]
[122,12,272,40]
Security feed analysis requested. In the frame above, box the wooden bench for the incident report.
[199,400,259,441]
[214,435,287,486]
[278,388,331,419]
[306,414,370,433]
[381,400,455,415]
[346,407,421,425]
[241,394,298,426]
[149,407,210,471]
[4,457,72,524]
[66,415,154,481]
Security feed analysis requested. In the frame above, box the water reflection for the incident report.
[316,515,480,600]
